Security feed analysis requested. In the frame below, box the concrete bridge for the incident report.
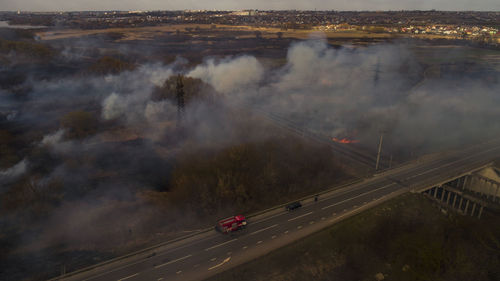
[417,164,500,218]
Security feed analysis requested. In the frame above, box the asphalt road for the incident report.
[60,139,500,281]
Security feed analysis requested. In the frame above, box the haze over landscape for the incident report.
[2,0,500,12]
[0,1,500,281]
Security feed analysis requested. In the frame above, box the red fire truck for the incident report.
[215,215,247,233]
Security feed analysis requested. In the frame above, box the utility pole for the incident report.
[375,133,384,170]
[176,74,185,129]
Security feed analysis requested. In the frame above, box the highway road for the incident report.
[58,139,500,281]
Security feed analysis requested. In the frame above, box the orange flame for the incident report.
[332,137,359,144]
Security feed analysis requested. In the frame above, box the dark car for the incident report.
[286,201,302,211]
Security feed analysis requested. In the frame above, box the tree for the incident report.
[60,111,98,140]
[151,75,216,104]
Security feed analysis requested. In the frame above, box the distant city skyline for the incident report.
[1,0,499,12]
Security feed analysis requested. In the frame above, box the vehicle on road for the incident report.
[286,201,302,211]
[215,215,247,233]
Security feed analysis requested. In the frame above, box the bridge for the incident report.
[419,165,500,219]
[52,138,500,281]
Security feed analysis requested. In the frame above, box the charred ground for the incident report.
[1,22,500,281]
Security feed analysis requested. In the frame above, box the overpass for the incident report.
[52,139,500,281]
[418,165,500,219]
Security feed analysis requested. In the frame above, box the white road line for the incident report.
[284,230,289,234]
[210,257,217,261]
[309,221,314,225]
[205,239,237,251]
[176,271,182,274]
[321,184,394,210]
[353,205,357,208]
[257,240,263,244]
[272,235,277,239]
[297,225,303,229]
[321,217,325,220]
[288,212,313,222]
[332,212,336,216]
[343,209,347,212]
[208,257,231,271]
[249,224,279,235]
[117,273,139,281]
[227,252,232,255]
[251,212,287,225]
[242,246,248,250]
[154,254,192,269]
[157,278,163,281]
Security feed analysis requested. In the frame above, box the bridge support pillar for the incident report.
[471,202,476,216]
[452,193,458,208]
[433,187,438,198]
[465,200,471,215]
[459,197,464,211]
[478,205,484,219]
[446,191,452,205]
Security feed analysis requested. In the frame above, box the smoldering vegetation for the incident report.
[0,29,499,280]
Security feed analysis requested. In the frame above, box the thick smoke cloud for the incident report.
[212,39,500,153]
[188,56,264,94]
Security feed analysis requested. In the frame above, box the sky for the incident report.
[1,0,499,12]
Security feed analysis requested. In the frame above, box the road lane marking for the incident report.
[297,225,302,229]
[257,240,263,244]
[249,224,278,235]
[176,271,182,274]
[117,273,139,281]
[343,209,347,212]
[251,212,287,225]
[208,257,231,271]
[205,239,238,251]
[354,205,357,208]
[227,252,232,255]
[157,278,163,281]
[284,230,289,234]
[154,254,192,269]
[243,246,248,250]
[309,221,314,225]
[272,235,277,239]
[210,258,217,261]
[321,217,325,220]
[321,184,394,210]
[288,212,313,222]
[332,212,336,216]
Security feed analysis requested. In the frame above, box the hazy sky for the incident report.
[1,0,499,12]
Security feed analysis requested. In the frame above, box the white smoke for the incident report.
[40,129,65,146]
[144,100,176,123]
[188,56,264,94]
[102,92,127,120]
[0,159,28,180]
